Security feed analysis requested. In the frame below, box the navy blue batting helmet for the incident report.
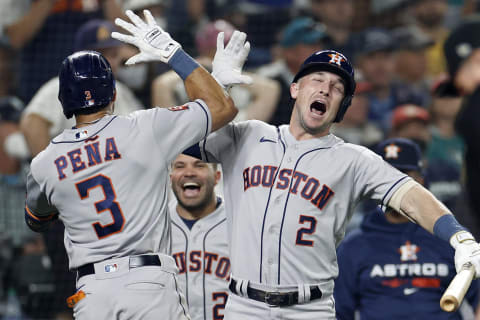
[293,50,356,122]
[58,50,115,119]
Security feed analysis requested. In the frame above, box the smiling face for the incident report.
[290,71,346,139]
[170,154,220,218]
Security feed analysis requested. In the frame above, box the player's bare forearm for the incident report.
[184,67,237,132]
[20,113,51,156]
[399,184,452,233]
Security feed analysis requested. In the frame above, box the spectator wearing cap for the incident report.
[20,19,143,157]
[0,96,33,245]
[0,0,125,104]
[308,0,357,60]
[408,0,450,77]
[426,79,464,171]
[257,17,328,125]
[389,103,462,212]
[330,80,383,148]
[355,28,427,133]
[334,137,479,320]
[390,104,430,152]
[152,19,280,122]
[393,26,435,97]
[443,15,480,231]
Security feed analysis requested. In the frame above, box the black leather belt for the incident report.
[77,255,161,279]
[229,279,322,307]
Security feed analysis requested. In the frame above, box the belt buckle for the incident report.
[264,291,285,306]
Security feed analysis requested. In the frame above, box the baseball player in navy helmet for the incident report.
[24,9,251,320]
[184,49,480,319]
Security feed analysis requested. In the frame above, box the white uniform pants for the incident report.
[73,254,190,320]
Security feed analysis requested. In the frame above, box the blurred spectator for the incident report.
[0,45,18,97]
[257,17,327,125]
[390,104,431,151]
[308,0,357,60]
[444,15,480,227]
[356,28,427,133]
[9,234,57,320]
[393,25,435,97]
[335,137,479,320]
[118,0,171,106]
[0,0,125,104]
[426,78,465,171]
[20,19,143,157]
[330,80,383,148]
[0,97,31,246]
[409,0,450,78]
[390,103,461,211]
[369,0,411,29]
[152,19,280,122]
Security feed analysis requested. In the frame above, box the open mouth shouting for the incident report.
[310,100,327,117]
[182,181,201,198]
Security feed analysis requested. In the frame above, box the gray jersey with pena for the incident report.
[170,198,230,320]
[26,100,211,269]
[198,120,410,286]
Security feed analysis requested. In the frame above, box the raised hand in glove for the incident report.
[111,9,180,65]
[212,31,252,88]
[451,231,480,277]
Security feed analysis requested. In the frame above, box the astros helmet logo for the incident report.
[328,53,345,66]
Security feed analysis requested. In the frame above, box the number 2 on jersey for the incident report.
[295,215,317,246]
[212,292,228,320]
[76,174,125,239]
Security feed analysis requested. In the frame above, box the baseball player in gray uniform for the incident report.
[170,154,230,320]
[24,10,251,320]
[185,50,480,319]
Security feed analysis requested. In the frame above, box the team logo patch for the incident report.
[105,263,118,273]
[168,104,189,111]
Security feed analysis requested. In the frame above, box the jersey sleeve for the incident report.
[353,147,410,207]
[134,99,212,164]
[25,170,58,232]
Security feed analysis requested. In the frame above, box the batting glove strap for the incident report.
[112,9,181,65]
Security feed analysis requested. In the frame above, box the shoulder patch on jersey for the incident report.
[168,104,189,111]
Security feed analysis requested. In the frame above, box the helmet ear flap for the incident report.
[334,95,353,123]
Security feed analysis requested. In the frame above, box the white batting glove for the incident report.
[111,10,180,65]
[451,231,480,277]
[212,31,252,88]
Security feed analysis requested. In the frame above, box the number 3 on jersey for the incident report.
[76,174,125,239]
[295,215,317,246]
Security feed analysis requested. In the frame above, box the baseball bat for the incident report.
[440,262,475,312]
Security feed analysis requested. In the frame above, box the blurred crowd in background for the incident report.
[0,0,478,319]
